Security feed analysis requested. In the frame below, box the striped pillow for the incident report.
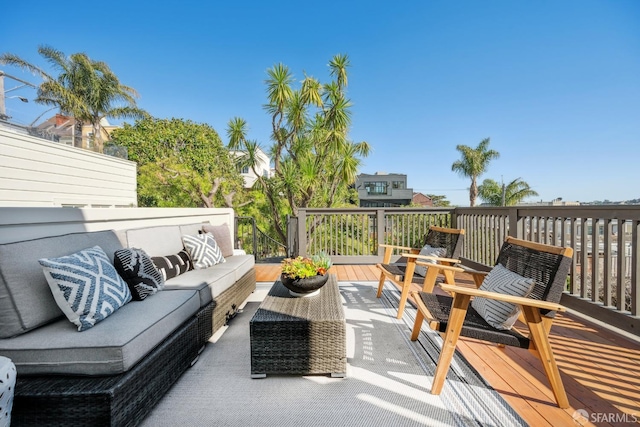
[471,264,535,330]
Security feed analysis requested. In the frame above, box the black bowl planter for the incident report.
[280,274,329,297]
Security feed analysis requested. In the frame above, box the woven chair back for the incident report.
[495,238,573,315]
[423,227,464,260]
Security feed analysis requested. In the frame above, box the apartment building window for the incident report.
[365,181,388,195]
[392,181,405,189]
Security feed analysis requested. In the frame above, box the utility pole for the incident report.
[0,70,36,120]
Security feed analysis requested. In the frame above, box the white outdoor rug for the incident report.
[140,281,526,427]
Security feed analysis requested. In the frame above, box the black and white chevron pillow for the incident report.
[182,233,225,269]
[471,264,535,330]
[114,247,164,300]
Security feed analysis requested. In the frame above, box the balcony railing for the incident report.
[291,205,640,336]
[235,216,287,262]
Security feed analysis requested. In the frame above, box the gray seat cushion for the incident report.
[163,254,254,300]
[216,254,255,282]
[0,289,200,375]
[0,230,124,338]
[164,266,236,299]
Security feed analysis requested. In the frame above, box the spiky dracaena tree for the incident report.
[451,138,500,207]
[228,54,370,244]
[0,45,147,152]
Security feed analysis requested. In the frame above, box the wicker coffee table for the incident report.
[250,274,346,378]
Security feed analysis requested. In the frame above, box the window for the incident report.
[364,181,388,195]
[392,181,405,189]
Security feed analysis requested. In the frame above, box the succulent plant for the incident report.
[281,251,332,279]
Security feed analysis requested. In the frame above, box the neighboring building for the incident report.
[33,114,118,151]
[517,198,580,207]
[356,172,414,207]
[412,192,433,207]
[230,147,273,188]
[0,126,137,207]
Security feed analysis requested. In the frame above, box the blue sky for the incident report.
[2,0,639,206]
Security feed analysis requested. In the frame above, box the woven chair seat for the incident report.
[417,292,530,348]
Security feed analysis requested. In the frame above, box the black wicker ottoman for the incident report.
[250,275,346,378]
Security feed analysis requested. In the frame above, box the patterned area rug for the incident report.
[140,281,526,427]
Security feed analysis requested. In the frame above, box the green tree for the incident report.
[426,194,451,207]
[109,117,244,208]
[451,138,500,207]
[0,45,147,152]
[228,54,370,243]
[478,177,539,206]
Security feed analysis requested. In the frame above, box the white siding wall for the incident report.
[0,127,137,207]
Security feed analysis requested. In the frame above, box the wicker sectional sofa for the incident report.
[0,207,256,427]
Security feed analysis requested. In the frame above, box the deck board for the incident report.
[255,263,640,427]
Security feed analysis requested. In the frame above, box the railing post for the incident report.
[632,220,639,316]
[298,209,308,258]
[509,207,522,238]
[377,209,386,258]
[251,217,258,260]
[450,209,458,229]
[233,215,239,249]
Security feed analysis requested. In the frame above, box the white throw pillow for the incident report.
[413,244,447,277]
[471,264,536,330]
[182,233,225,269]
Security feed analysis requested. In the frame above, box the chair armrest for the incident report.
[232,249,247,256]
[438,284,566,312]
[379,243,414,251]
[401,252,461,265]
[415,260,465,273]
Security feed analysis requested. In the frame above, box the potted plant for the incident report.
[280,252,332,297]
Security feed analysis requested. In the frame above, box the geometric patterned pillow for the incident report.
[471,264,536,330]
[414,244,447,277]
[113,247,165,300]
[182,233,225,269]
[38,246,132,331]
[151,250,193,281]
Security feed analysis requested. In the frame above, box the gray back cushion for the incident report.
[0,230,124,338]
[125,224,204,257]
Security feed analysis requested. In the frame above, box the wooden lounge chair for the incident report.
[410,237,573,408]
[376,226,465,319]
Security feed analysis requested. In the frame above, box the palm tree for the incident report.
[0,45,147,152]
[451,138,500,206]
[478,177,539,206]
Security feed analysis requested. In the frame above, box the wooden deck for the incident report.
[256,264,640,427]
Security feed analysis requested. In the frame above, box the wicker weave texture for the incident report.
[13,316,201,427]
[250,276,346,376]
[212,268,256,333]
